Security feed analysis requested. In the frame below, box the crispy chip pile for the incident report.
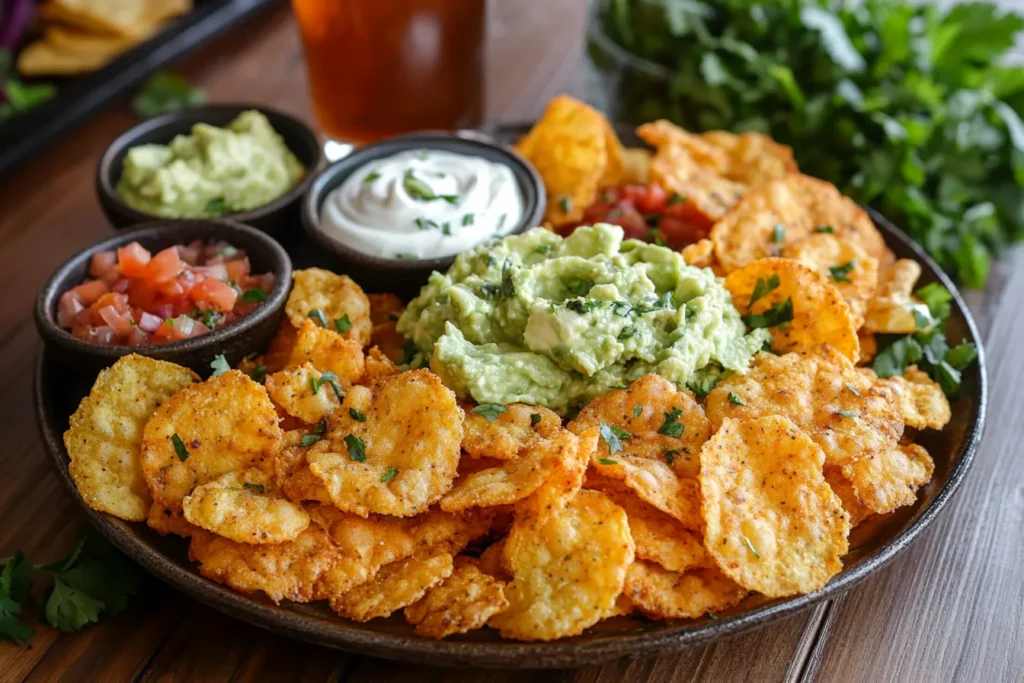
[66,103,956,641]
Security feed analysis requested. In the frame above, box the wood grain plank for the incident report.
[811,249,1024,683]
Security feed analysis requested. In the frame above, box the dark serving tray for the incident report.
[0,0,277,178]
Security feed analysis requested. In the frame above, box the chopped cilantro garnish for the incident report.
[300,419,327,447]
[471,403,508,422]
[743,537,761,558]
[344,434,366,462]
[334,314,352,334]
[530,413,542,426]
[535,244,552,255]
[846,383,862,397]
[687,375,720,398]
[633,404,643,418]
[829,260,856,283]
[462,213,474,226]
[248,365,267,384]
[727,392,745,406]
[559,196,572,213]
[748,274,781,307]
[349,408,367,422]
[562,277,593,297]
[500,260,515,299]
[363,171,381,184]
[243,482,265,494]
[816,225,835,234]
[171,434,189,462]
[380,466,399,482]
[666,192,685,206]
[209,354,231,377]
[772,223,785,243]
[441,222,452,236]
[205,197,227,216]
[598,423,630,454]
[241,287,267,303]
[307,309,328,328]
[657,408,684,437]
[836,409,856,418]
[597,458,618,466]
[743,297,794,329]
[664,448,680,465]
[403,170,452,203]
[565,299,599,315]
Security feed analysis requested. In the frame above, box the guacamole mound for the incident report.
[116,110,305,218]
[397,224,769,411]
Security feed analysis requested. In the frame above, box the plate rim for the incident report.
[33,162,987,670]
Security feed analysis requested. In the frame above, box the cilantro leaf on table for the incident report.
[0,552,35,644]
[593,0,1024,286]
[132,72,206,119]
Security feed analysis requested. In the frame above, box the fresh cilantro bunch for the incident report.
[872,283,977,394]
[132,72,206,119]
[0,533,143,644]
[593,0,1024,286]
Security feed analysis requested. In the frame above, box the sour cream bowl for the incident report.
[301,132,545,295]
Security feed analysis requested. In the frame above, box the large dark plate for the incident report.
[33,125,987,669]
[0,0,276,179]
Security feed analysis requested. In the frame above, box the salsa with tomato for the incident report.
[566,182,711,250]
[58,240,275,346]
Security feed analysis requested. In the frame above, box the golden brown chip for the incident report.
[707,348,902,470]
[182,469,309,544]
[724,257,860,362]
[369,321,406,364]
[599,119,627,188]
[462,403,562,461]
[147,503,199,538]
[265,362,342,425]
[589,453,702,530]
[440,428,580,511]
[622,148,652,185]
[781,232,879,325]
[141,370,281,511]
[700,130,799,187]
[64,355,197,521]
[840,443,934,516]
[858,329,878,364]
[307,504,417,578]
[682,238,716,269]
[286,268,371,346]
[288,319,365,386]
[264,320,298,372]
[864,366,951,430]
[701,416,850,597]
[363,347,401,383]
[823,467,873,527]
[368,293,405,325]
[568,374,711,479]
[711,174,886,273]
[331,551,454,622]
[309,370,462,517]
[596,486,709,572]
[489,489,633,641]
[625,562,746,620]
[477,539,509,579]
[273,434,332,504]
[637,120,747,224]
[515,95,611,227]
[405,507,495,556]
[405,559,509,638]
[41,0,190,38]
[863,259,926,334]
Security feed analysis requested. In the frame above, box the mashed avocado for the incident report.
[115,110,305,218]
[397,224,769,411]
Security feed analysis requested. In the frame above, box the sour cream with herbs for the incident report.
[319,149,525,260]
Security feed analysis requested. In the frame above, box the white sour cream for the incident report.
[319,148,525,260]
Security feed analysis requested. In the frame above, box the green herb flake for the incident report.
[248,365,267,384]
[772,224,785,243]
[836,409,856,418]
[307,309,328,328]
[846,383,862,397]
[243,482,265,494]
[664,448,680,465]
[559,196,572,214]
[829,260,856,283]
[666,192,686,206]
[816,225,835,234]
[363,171,381,184]
[471,403,508,422]
[299,433,321,447]
[334,314,352,334]
[241,287,267,303]
[633,404,643,418]
[171,434,189,462]
[349,408,367,422]
[380,465,399,482]
[728,392,745,406]
[344,434,367,462]
[748,274,781,307]
[743,297,794,329]
[657,408,684,437]
[462,213,474,226]
[599,423,631,454]
[743,536,761,559]
[535,244,552,255]
[209,354,231,377]
[597,458,619,466]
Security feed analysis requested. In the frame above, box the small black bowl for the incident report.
[301,131,545,296]
[96,105,323,237]
[34,220,292,376]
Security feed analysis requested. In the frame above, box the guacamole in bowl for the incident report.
[398,224,769,412]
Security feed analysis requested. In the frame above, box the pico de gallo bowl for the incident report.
[59,239,276,346]
[35,220,291,375]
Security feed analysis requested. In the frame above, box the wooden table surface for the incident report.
[0,4,1020,682]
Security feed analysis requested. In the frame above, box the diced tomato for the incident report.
[126,277,158,309]
[89,251,117,279]
[657,216,708,249]
[117,242,152,277]
[57,291,85,329]
[618,184,647,203]
[88,292,129,326]
[69,279,109,306]
[635,182,668,213]
[97,305,134,338]
[191,278,238,312]
[169,295,197,317]
[224,257,250,283]
[605,201,649,240]
[143,247,183,284]
[152,318,189,343]
[158,278,185,297]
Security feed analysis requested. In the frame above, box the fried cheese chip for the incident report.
[309,370,462,517]
[368,293,405,325]
[706,348,902,469]
[782,232,879,325]
[405,507,496,556]
[515,95,612,227]
[625,562,746,620]
[682,238,716,270]
[405,558,509,639]
[363,347,401,383]
[489,489,633,640]
[589,453,702,530]
[286,268,371,346]
[147,503,199,538]
[182,469,309,544]
[622,147,652,185]
[265,362,342,424]
[863,259,926,334]
[440,428,580,511]
[701,416,850,597]
[331,551,454,622]
[840,443,934,516]
[711,174,886,273]
[273,432,332,503]
[567,374,711,479]
[477,539,510,579]
[823,467,874,527]
[287,319,365,386]
[858,329,878,364]
[141,370,281,511]
[462,403,562,460]
[64,355,197,521]
[724,257,860,362]
[700,130,798,187]
[864,366,951,430]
